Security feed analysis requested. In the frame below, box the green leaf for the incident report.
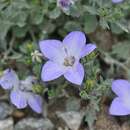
[84,14,98,33]
[30,7,44,25]
[85,98,99,130]
[13,11,28,27]
[0,20,13,39]
[64,21,81,32]
[49,7,61,19]
[69,5,81,17]
[112,42,130,59]
[0,1,8,11]
[12,0,30,9]
[110,23,123,34]
[12,26,28,38]
[116,22,129,33]
[83,6,98,15]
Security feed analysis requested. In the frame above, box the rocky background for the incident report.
[0,86,130,130]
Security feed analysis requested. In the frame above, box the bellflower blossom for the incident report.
[109,79,130,116]
[0,69,42,113]
[112,0,124,3]
[57,0,74,11]
[39,31,96,85]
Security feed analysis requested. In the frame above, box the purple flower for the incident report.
[112,0,124,3]
[0,69,19,89]
[39,31,96,85]
[0,69,42,113]
[109,79,130,116]
[57,0,74,11]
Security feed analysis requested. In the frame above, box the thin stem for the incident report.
[29,30,36,43]
[3,34,15,60]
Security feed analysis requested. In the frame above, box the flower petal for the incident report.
[0,69,19,89]
[41,61,64,81]
[10,90,27,109]
[58,0,72,11]
[28,94,42,113]
[80,44,96,57]
[112,0,123,3]
[20,76,36,91]
[63,31,86,58]
[109,97,130,116]
[64,63,84,85]
[39,40,65,63]
[24,76,36,84]
[112,79,130,97]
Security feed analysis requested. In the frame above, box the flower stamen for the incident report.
[63,56,75,66]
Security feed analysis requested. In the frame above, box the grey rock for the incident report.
[15,118,54,130]
[56,111,84,130]
[66,97,80,111]
[121,122,130,130]
[0,118,13,130]
[0,102,13,120]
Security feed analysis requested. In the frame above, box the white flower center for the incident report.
[19,81,33,92]
[62,46,76,67]
[63,56,75,66]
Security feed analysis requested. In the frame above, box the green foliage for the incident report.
[32,84,44,95]
[0,0,129,50]
[84,14,98,33]
[112,42,130,60]
[79,51,112,130]
[0,0,129,61]
[85,97,99,130]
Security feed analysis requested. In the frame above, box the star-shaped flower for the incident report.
[39,31,96,85]
[0,69,42,113]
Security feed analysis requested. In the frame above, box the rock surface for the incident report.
[121,122,130,130]
[0,118,13,130]
[66,97,81,111]
[0,102,13,119]
[14,118,54,130]
[56,111,84,130]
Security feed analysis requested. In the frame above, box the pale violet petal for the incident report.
[20,76,36,91]
[64,63,84,85]
[80,44,96,57]
[10,90,27,109]
[39,40,65,64]
[28,94,42,113]
[41,61,64,81]
[112,0,123,3]
[112,79,130,97]
[112,79,130,111]
[63,31,86,58]
[109,97,130,116]
[0,69,19,89]
[24,76,36,84]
